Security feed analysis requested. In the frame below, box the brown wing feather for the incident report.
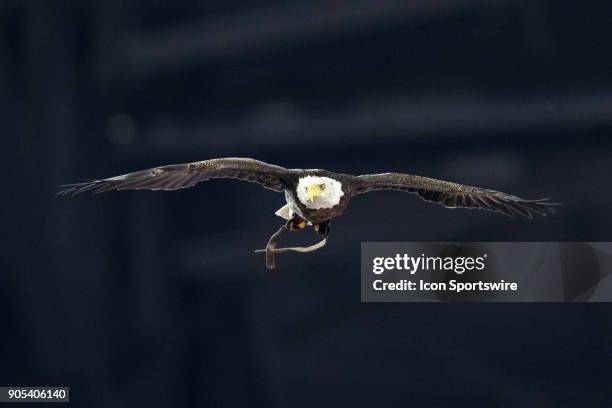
[351,173,559,219]
[58,158,292,196]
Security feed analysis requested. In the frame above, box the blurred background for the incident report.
[2,0,612,406]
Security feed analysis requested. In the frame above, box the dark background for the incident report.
[2,0,611,406]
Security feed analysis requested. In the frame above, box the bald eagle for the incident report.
[59,158,558,269]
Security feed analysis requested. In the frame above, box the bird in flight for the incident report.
[59,157,558,269]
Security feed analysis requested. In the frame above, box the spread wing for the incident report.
[58,158,293,196]
[351,173,559,218]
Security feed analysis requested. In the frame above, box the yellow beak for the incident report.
[307,185,319,202]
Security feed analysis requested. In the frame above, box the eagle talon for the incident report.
[286,217,307,231]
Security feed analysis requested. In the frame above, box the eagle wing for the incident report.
[351,173,559,218]
[58,158,293,195]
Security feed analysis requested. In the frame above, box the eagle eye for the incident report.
[319,184,326,190]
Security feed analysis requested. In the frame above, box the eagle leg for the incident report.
[286,216,307,231]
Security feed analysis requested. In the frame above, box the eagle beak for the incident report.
[307,184,319,202]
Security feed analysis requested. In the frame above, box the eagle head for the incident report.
[297,176,344,209]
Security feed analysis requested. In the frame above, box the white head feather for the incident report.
[296,176,344,209]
